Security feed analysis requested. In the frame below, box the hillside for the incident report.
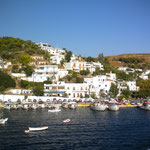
[0,37,45,61]
[106,53,150,69]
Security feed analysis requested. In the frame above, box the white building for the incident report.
[37,42,65,55]
[50,55,65,64]
[84,75,114,97]
[58,69,68,78]
[126,81,139,92]
[117,81,139,95]
[44,82,89,98]
[21,65,59,82]
[7,89,32,95]
[64,61,103,73]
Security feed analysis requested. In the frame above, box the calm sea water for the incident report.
[0,108,150,150]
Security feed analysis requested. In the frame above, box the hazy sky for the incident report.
[0,0,150,57]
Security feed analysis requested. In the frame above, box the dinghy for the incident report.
[25,126,48,133]
[63,119,70,123]
[0,118,8,124]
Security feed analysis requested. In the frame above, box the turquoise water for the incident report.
[0,108,150,150]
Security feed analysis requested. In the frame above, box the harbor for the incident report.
[1,107,150,150]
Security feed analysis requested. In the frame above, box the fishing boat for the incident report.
[31,103,38,109]
[48,106,61,112]
[25,126,48,133]
[68,103,76,109]
[63,119,70,123]
[140,99,150,111]
[62,103,68,109]
[108,103,119,111]
[90,101,107,111]
[0,118,8,124]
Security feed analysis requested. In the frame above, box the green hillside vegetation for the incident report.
[107,53,150,69]
[0,37,45,62]
[0,71,16,92]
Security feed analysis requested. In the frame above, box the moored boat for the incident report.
[139,99,150,111]
[48,106,61,112]
[108,103,119,111]
[62,103,68,109]
[25,126,48,133]
[0,118,8,124]
[63,119,70,123]
[90,101,107,111]
[68,103,76,109]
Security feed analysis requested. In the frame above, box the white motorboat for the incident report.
[140,100,150,111]
[62,103,68,109]
[25,126,48,133]
[63,119,70,123]
[48,106,61,112]
[31,104,38,109]
[68,103,76,109]
[0,118,8,124]
[90,101,107,111]
[108,103,119,111]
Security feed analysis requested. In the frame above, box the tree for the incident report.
[109,83,119,98]
[120,88,131,99]
[0,86,5,93]
[19,54,30,65]
[98,53,104,63]
[75,77,84,83]
[0,71,16,89]
[33,86,44,96]
[91,93,96,99]
[80,69,90,76]
[12,65,20,73]
[136,79,150,98]
[65,51,72,62]
[86,56,95,62]
[22,66,34,76]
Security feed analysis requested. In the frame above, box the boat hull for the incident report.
[108,105,119,111]
[48,109,61,112]
[90,104,107,111]
[29,126,48,131]
[140,106,150,111]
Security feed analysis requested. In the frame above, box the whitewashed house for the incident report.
[7,89,32,95]
[37,42,65,55]
[21,65,59,82]
[58,69,68,78]
[117,81,139,95]
[126,81,139,92]
[84,75,114,97]
[50,55,65,64]
[44,82,89,98]
[64,61,87,72]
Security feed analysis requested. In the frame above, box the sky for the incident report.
[0,0,150,57]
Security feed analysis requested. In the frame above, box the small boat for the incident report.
[48,106,61,112]
[140,100,150,111]
[31,103,38,109]
[68,103,76,109]
[25,126,48,133]
[62,103,68,109]
[90,101,107,111]
[108,103,119,111]
[63,119,70,123]
[0,118,8,124]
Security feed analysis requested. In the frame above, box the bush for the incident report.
[0,71,16,89]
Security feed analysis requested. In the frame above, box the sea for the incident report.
[0,107,150,150]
